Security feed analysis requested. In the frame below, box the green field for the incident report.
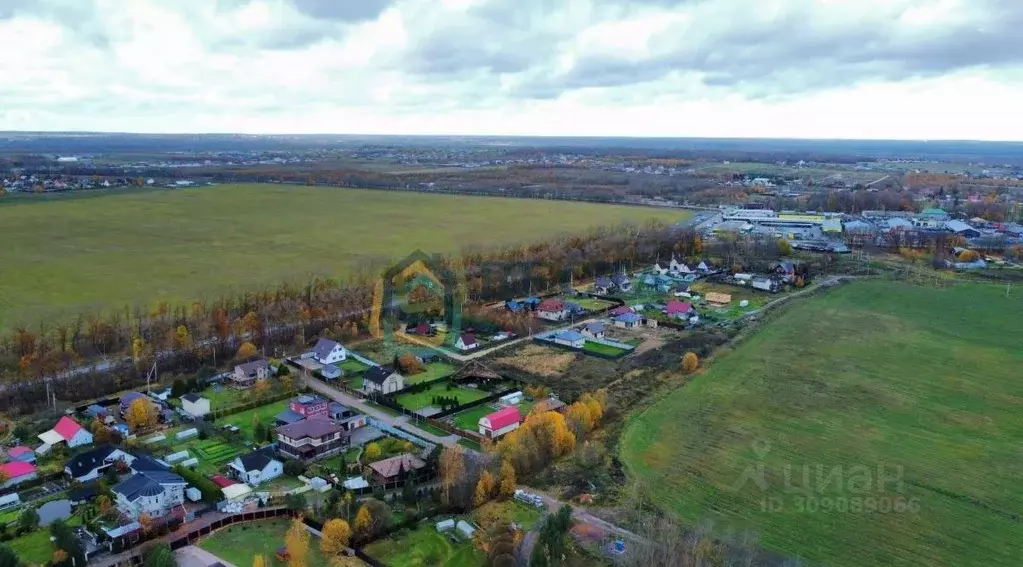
[451,404,498,431]
[575,297,616,311]
[406,362,457,384]
[218,400,288,441]
[396,382,489,411]
[198,519,329,567]
[362,525,483,567]
[622,281,1023,567]
[581,340,630,357]
[0,184,685,327]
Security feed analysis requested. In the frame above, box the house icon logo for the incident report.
[371,250,464,348]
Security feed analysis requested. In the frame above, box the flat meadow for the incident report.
[0,184,686,328]
[622,280,1023,567]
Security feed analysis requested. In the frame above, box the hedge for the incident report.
[173,465,223,503]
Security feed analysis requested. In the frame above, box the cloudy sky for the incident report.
[1,0,1021,140]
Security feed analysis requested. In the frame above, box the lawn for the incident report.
[0,184,685,327]
[473,500,545,532]
[575,297,616,311]
[198,518,329,567]
[218,400,289,441]
[621,281,1023,567]
[9,529,54,565]
[362,525,483,567]
[581,341,630,357]
[451,404,497,431]
[339,358,370,375]
[396,382,489,411]
[406,362,457,385]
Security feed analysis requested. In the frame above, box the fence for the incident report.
[348,352,381,368]
[532,332,635,361]
[366,418,436,453]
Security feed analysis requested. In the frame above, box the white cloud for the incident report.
[0,0,1021,140]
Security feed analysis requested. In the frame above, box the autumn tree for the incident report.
[439,444,466,506]
[172,325,193,350]
[254,378,271,397]
[363,442,381,461]
[959,249,980,262]
[253,555,267,567]
[499,459,516,498]
[353,505,373,539]
[285,517,310,567]
[126,398,159,430]
[320,519,352,555]
[474,470,496,506]
[681,352,699,374]
[91,418,111,444]
[777,239,793,256]
[138,513,154,534]
[397,353,425,375]
[97,494,113,517]
[236,341,258,359]
[253,416,266,442]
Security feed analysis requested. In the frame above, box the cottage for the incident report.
[705,292,732,306]
[312,338,347,365]
[581,322,605,339]
[752,276,780,293]
[611,274,632,292]
[697,261,711,272]
[537,299,569,321]
[479,406,522,439]
[772,261,797,283]
[368,453,426,485]
[593,278,613,295]
[180,393,210,418]
[232,359,269,388]
[613,313,643,329]
[363,366,405,395]
[228,448,283,485]
[412,322,435,336]
[6,446,35,463]
[455,333,479,351]
[0,462,37,489]
[38,417,93,450]
[552,330,585,348]
[112,469,187,519]
[65,444,131,482]
[664,300,693,319]
[533,397,567,414]
[276,418,347,461]
[609,305,633,317]
[669,256,686,275]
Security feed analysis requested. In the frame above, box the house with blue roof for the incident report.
[553,330,586,348]
[593,277,613,295]
[613,313,643,329]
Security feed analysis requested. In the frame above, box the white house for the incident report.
[537,299,569,321]
[228,449,283,485]
[312,338,347,365]
[479,406,522,439]
[669,256,686,275]
[180,393,211,418]
[363,366,405,395]
[38,417,93,450]
[112,470,187,519]
[455,333,478,351]
[581,322,605,339]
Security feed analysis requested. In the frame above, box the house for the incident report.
[0,462,37,488]
[363,366,405,395]
[479,406,522,439]
[611,274,632,292]
[412,349,441,364]
[581,322,605,339]
[455,333,479,351]
[552,330,585,348]
[6,446,35,463]
[180,393,210,418]
[537,299,569,321]
[232,359,269,388]
[672,283,691,297]
[773,262,797,283]
[669,256,686,275]
[112,469,187,519]
[276,418,347,461]
[65,444,131,482]
[609,305,633,317]
[706,292,732,306]
[564,302,585,316]
[752,276,781,293]
[533,397,567,414]
[613,313,643,329]
[945,220,981,238]
[119,392,148,416]
[38,417,93,449]
[697,261,711,273]
[228,448,283,485]
[312,338,347,365]
[664,300,693,319]
[593,278,613,295]
[411,322,435,336]
[330,402,366,430]
[320,364,342,380]
[368,453,426,485]
[505,300,525,312]
[652,263,668,275]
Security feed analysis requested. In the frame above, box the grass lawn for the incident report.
[9,529,55,565]
[451,404,498,431]
[575,297,616,311]
[0,183,685,327]
[363,525,483,567]
[457,438,482,452]
[364,436,417,464]
[407,420,452,437]
[198,518,329,567]
[406,362,457,385]
[339,358,370,375]
[366,401,403,417]
[343,376,364,390]
[396,382,489,411]
[622,281,1023,567]
[218,400,289,441]
[581,341,629,357]
[473,500,545,532]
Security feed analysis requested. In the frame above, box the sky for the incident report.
[1,0,1021,140]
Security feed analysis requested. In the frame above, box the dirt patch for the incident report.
[495,344,577,377]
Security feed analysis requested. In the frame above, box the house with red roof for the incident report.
[6,446,35,463]
[664,300,693,319]
[454,333,478,351]
[478,406,522,439]
[0,461,38,488]
[609,305,634,317]
[37,416,93,450]
[210,475,237,488]
[537,299,569,321]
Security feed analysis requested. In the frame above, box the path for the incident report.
[396,316,598,362]
[737,275,850,322]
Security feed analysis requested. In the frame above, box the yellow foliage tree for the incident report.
[474,470,496,506]
[97,494,113,516]
[959,249,980,262]
[364,442,381,461]
[320,519,352,555]
[254,378,271,397]
[499,459,516,498]
[138,513,154,534]
[126,398,158,430]
[439,445,465,505]
[777,239,793,256]
[253,555,267,567]
[173,325,193,350]
[682,352,699,374]
[91,418,111,443]
[354,505,373,538]
[285,518,310,567]
[236,341,258,359]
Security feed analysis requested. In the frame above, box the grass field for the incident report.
[581,340,630,357]
[406,362,457,384]
[451,404,498,431]
[575,297,616,311]
[0,184,685,327]
[362,525,483,567]
[621,281,1023,567]
[218,400,288,441]
[472,500,545,532]
[198,519,328,567]
[396,382,489,411]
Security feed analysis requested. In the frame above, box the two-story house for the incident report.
[362,366,405,395]
[275,394,331,426]
[112,454,187,519]
[65,444,132,482]
[231,359,269,388]
[228,447,283,485]
[276,419,347,462]
[312,338,347,365]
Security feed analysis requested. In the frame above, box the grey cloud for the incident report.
[289,0,393,22]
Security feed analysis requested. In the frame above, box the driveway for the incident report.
[175,546,237,567]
